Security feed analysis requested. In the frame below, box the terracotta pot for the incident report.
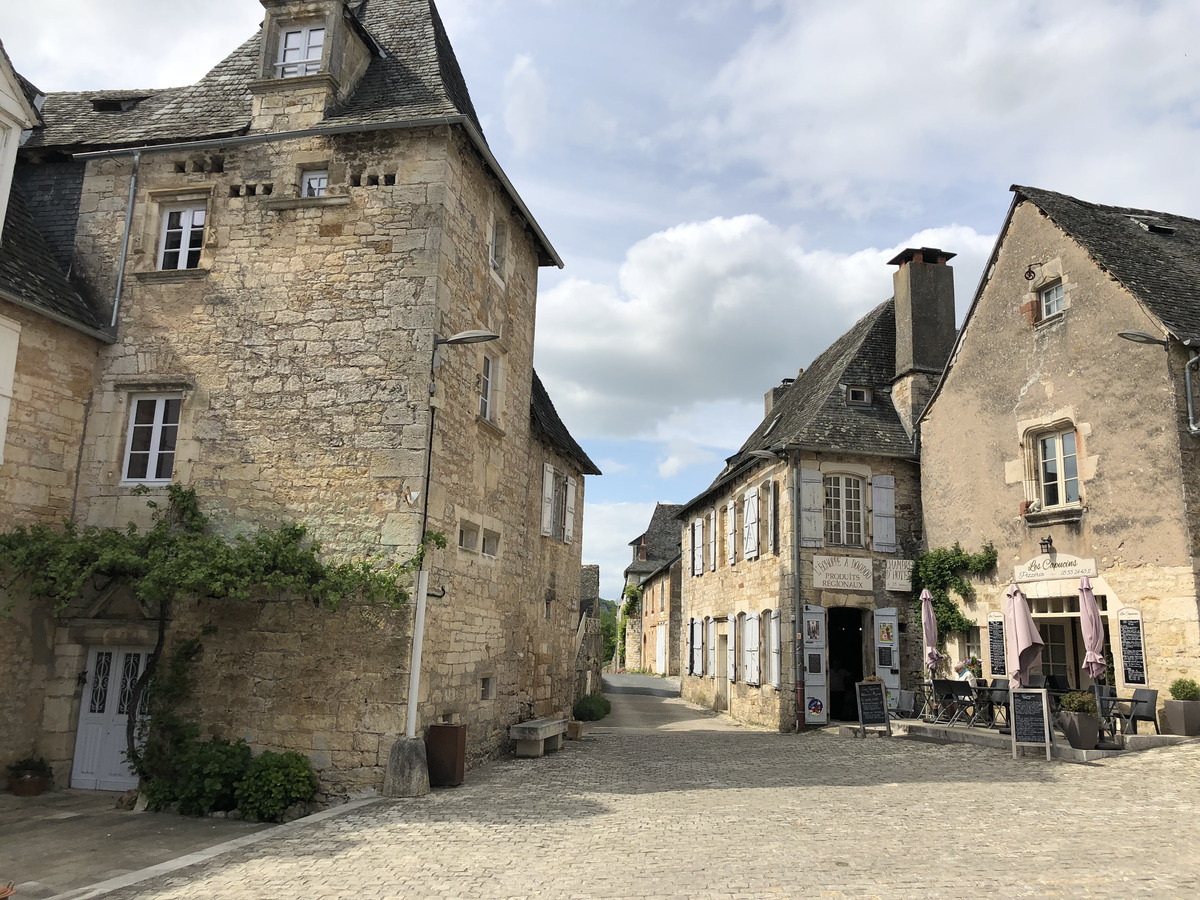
[1059,711,1099,750]
[8,775,51,797]
[1163,700,1200,736]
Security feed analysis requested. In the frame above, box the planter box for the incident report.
[1163,699,1200,736]
[7,775,51,797]
[1059,711,1099,750]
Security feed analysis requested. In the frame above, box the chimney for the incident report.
[887,247,956,439]
[764,377,796,416]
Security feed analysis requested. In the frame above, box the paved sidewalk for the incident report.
[14,682,1200,899]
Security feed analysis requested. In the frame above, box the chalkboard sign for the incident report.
[854,681,892,737]
[988,614,1006,676]
[1119,613,1147,685]
[877,645,893,669]
[1010,688,1052,761]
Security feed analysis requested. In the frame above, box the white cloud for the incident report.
[503,54,549,155]
[535,216,995,460]
[696,1,1200,217]
[580,500,657,603]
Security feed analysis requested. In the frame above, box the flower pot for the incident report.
[8,774,51,797]
[1059,711,1099,750]
[1163,699,1200,736]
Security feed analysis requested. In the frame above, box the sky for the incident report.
[5,1,1200,602]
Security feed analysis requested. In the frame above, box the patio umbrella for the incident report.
[920,589,944,674]
[1004,583,1044,688]
[1078,575,1107,680]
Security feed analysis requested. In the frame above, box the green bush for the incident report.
[573,694,611,721]
[1059,691,1098,717]
[1170,678,1200,701]
[174,739,252,816]
[235,751,318,822]
[6,756,52,778]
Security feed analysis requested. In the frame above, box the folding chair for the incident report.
[1089,684,1125,739]
[1127,688,1160,734]
[931,679,957,723]
[1026,673,1047,689]
[891,689,916,720]
[987,678,1011,728]
[947,680,982,726]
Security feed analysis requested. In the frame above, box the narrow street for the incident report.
[23,676,1200,899]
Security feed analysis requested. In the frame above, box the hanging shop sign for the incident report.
[885,559,914,592]
[813,556,873,591]
[1013,553,1096,583]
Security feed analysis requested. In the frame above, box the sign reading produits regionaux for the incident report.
[813,556,874,591]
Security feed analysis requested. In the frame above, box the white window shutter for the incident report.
[727,500,736,564]
[564,476,577,543]
[685,619,693,674]
[693,518,705,576]
[707,618,716,677]
[728,616,737,683]
[770,610,782,688]
[748,614,760,685]
[766,479,775,555]
[800,467,824,548]
[709,508,717,571]
[541,464,555,536]
[743,488,759,559]
[871,474,896,552]
[694,620,704,674]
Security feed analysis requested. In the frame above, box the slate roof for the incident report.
[23,0,483,152]
[530,370,601,477]
[1012,185,1200,344]
[679,300,917,515]
[0,185,107,334]
[624,503,684,581]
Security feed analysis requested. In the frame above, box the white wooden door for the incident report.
[655,625,667,674]
[71,646,152,790]
[802,604,828,724]
[873,607,901,708]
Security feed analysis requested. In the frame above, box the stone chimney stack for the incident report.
[763,376,796,416]
[887,247,956,440]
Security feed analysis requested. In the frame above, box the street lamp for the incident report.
[1117,328,1200,435]
[389,329,499,798]
[1117,330,1169,350]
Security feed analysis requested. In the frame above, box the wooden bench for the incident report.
[510,717,569,758]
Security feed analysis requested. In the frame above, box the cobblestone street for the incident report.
[88,677,1200,899]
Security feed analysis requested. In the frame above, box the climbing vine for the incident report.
[910,541,998,637]
[0,485,445,770]
[615,584,642,668]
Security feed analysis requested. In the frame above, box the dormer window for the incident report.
[847,386,871,406]
[277,25,325,78]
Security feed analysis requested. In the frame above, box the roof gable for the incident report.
[530,369,601,476]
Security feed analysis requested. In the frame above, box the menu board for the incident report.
[987,614,1006,676]
[855,681,892,737]
[877,645,894,669]
[1119,609,1147,685]
[1010,688,1052,761]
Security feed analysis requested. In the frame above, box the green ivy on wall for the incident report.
[910,541,998,637]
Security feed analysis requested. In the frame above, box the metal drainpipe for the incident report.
[1186,349,1200,435]
[109,150,140,329]
[792,453,803,731]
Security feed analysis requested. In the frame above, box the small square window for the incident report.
[480,677,495,700]
[458,521,479,551]
[123,394,182,483]
[1040,283,1064,319]
[481,530,500,558]
[278,25,324,78]
[301,170,327,198]
[847,386,872,406]
[158,204,206,270]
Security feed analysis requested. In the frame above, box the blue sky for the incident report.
[6,1,1200,601]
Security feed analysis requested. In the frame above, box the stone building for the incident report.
[639,553,682,676]
[921,186,1200,717]
[1,0,598,799]
[678,249,956,728]
[621,502,682,670]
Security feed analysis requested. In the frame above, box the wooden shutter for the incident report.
[707,618,716,676]
[685,618,693,674]
[766,479,776,555]
[800,467,824,548]
[693,518,705,576]
[728,616,737,683]
[871,474,896,552]
[693,619,704,674]
[743,488,759,559]
[748,614,760,685]
[709,508,717,571]
[726,500,736,564]
[564,476,577,543]
[770,609,782,688]
[541,464,555,536]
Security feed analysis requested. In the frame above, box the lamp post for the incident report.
[1117,328,1200,435]
[386,329,498,798]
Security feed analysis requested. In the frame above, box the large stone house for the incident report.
[922,186,1200,716]
[678,249,956,728]
[1,0,598,799]
[639,552,682,676]
[621,502,682,670]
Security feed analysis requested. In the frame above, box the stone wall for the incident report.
[573,615,604,702]
[0,302,101,527]
[0,591,58,776]
[623,615,642,670]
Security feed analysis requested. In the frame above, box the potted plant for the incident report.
[1164,678,1200,736]
[6,756,53,796]
[1057,691,1099,750]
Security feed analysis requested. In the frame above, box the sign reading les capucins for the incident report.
[813,556,873,591]
[1013,553,1097,583]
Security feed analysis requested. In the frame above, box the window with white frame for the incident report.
[123,394,182,483]
[478,354,496,420]
[458,520,479,551]
[742,612,760,686]
[301,170,327,198]
[1040,282,1064,320]
[742,487,759,559]
[823,474,863,546]
[158,204,206,270]
[277,25,325,77]
[481,529,499,558]
[489,219,508,276]
[540,463,576,543]
[0,315,19,466]
[1037,428,1080,508]
[691,618,704,675]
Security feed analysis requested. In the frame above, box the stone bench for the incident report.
[510,717,569,758]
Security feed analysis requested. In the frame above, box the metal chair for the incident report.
[987,678,1011,727]
[931,678,957,723]
[1089,684,1126,740]
[1127,688,1160,734]
[891,689,917,719]
[946,680,981,726]
[1026,673,1047,689]
[1046,674,1070,693]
